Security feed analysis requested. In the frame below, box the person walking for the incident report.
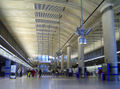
[32,70,36,78]
[28,71,31,78]
[27,70,31,78]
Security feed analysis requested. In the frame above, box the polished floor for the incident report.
[0,76,120,89]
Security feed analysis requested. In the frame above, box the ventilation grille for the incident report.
[34,3,64,12]
[35,19,59,24]
[36,29,56,32]
[36,24,57,29]
[35,12,60,19]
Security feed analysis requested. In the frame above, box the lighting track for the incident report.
[0,35,33,67]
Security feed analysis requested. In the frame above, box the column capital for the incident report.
[66,44,72,48]
[100,2,113,13]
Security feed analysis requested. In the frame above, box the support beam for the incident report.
[101,2,119,81]
[54,56,57,70]
[61,53,64,71]
[67,44,71,69]
[57,56,60,67]
[78,37,85,78]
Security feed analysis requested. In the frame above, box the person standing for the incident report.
[20,70,22,77]
[17,68,21,77]
[39,69,42,78]
[98,69,102,79]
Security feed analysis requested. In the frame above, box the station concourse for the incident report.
[0,0,120,89]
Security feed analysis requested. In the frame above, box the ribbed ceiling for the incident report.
[0,0,119,62]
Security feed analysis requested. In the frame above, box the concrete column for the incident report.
[61,54,64,71]
[101,2,119,81]
[67,45,71,69]
[57,56,59,66]
[78,37,85,77]
[5,60,11,77]
[54,56,57,70]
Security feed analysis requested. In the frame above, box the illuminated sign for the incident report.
[11,65,16,73]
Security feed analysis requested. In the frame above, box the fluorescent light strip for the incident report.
[84,51,120,62]
[84,55,104,62]
[117,51,120,54]
[0,45,14,57]
[0,35,32,67]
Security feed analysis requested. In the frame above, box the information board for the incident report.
[11,65,16,73]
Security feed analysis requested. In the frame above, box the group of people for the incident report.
[27,69,42,78]
[26,68,102,79]
[51,68,73,77]
[51,67,95,78]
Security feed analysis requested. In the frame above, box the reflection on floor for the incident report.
[0,76,120,89]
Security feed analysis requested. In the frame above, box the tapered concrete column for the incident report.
[101,2,119,81]
[57,56,60,66]
[54,56,57,70]
[78,37,85,77]
[61,54,64,71]
[67,45,71,69]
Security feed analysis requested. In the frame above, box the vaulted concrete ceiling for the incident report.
[0,0,119,61]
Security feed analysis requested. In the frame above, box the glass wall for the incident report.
[37,55,54,63]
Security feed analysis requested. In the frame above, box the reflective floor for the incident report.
[0,76,120,89]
